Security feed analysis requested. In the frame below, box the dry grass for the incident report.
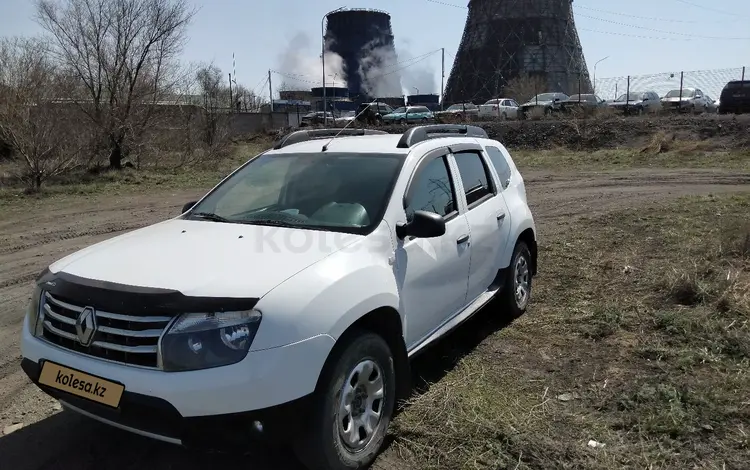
[386,194,750,470]
[0,140,271,206]
[512,146,750,171]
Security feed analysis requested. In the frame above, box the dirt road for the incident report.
[0,168,748,469]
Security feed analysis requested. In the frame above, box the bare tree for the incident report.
[35,0,196,169]
[503,74,548,104]
[0,37,84,190]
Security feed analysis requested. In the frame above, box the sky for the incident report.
[2,0,749,100]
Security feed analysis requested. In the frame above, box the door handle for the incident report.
[496,212,506,221]
[457,234,470,244]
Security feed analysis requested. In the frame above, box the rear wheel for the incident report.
[294,331,396,470]
[497,241,532,319]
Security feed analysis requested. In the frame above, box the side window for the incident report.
[406,156,457,219]
[484,146,512,190]
[453,151,495,207]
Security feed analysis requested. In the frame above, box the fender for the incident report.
[251,256,400,351]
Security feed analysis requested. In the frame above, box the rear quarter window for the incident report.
[484,146,513,190]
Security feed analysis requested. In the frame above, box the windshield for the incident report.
[666,89,694,98]
[391,107,406,114]
[187,152,404,234]
[616,92,643,101]
[530,93,558,102]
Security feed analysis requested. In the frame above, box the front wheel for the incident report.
[294,331,396,470]
[498,241,533,319]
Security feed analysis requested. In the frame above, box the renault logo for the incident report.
[75,307,97,346]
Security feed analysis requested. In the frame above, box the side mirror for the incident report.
[182,200,198,214]
[396,210,446,239]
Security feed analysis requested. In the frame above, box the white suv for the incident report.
[21,125,537,470]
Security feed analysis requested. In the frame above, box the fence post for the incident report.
[679,71,684,111]
[743,66,746,81]
[626,76,630,114]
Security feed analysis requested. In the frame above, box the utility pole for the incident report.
[228,73,233,113]
[441,48,445,110]
[268,70,273,113]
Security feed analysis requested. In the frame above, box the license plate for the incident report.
[38,361,125,408]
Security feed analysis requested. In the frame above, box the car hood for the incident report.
[609,100,643,106]
[49,219,362,298]
[520,100,554,107]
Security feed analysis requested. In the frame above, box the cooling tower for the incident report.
[443,0,591,105]
[325,9,402,100]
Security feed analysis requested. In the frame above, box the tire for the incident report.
[294,331,396,470]
[398,119,405,125]
[497,241,533,319]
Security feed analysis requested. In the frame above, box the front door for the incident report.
[396,151,471,349]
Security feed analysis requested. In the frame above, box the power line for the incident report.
[575,4,738,23]
[578,28,704,41]
[576,13,750,40]
[673,0,750,18]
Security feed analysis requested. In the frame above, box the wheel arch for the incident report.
[316,306,411,404]
[517,227,538,276]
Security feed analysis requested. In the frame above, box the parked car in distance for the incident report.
[355,101,395,124]
[20,124,538,470]
[477,98,519,120]
[300,111,336,127]
[718,80,750,114]
[517,93,569,119]
[704,95,718,113]
[382,105,435,124]
[559,94,606,114]
[661,88,713,113]
[435,103,480,120]
[607,91,661,115]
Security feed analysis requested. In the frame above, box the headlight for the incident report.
[27,285,44,336]
[161,309,262,372]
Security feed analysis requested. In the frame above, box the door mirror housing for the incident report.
[396,210,446,239]
[182,200,198,214]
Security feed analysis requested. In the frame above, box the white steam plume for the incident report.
[358,39,402,98]
[276,32,347,90]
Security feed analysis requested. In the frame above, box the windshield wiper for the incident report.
[241,219,299,228]
[191,212,233,223]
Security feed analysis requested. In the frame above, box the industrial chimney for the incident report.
[443,0,591,105]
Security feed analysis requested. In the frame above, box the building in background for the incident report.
[325,9,401,101]
[444,0,590,105]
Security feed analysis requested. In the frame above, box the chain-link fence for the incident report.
[595,67,746,102]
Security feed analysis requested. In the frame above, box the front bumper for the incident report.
[21,358,311,449]
[20,315,334,447]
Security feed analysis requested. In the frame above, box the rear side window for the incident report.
[453,151,495,206]
[485,146,512,190]
[406,156,457,219]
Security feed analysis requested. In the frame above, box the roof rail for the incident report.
[273,128,388,149]
[396,124,489,148]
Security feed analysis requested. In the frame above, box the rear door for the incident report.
[448,144,511,302]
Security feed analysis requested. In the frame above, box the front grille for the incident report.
[40,291,173,368]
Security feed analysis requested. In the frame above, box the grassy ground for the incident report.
[389,194,750,470]
[513,147,750,171]
[0,142,269,210]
